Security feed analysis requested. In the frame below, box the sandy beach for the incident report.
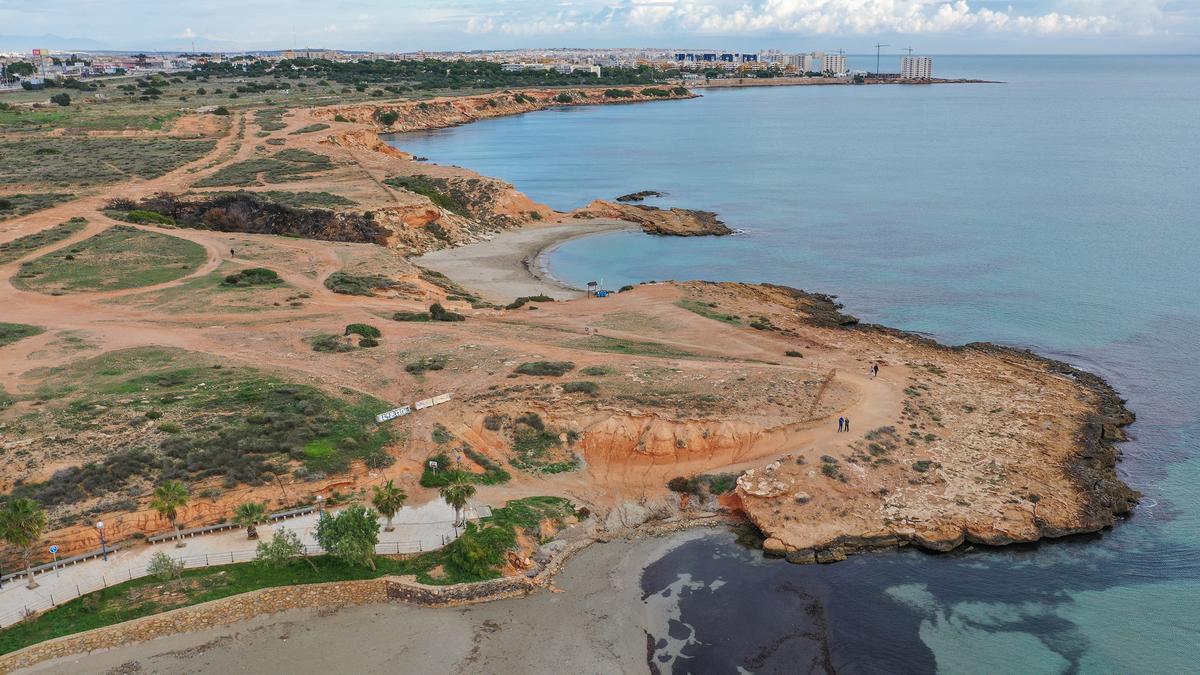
[24,532,709,675]
[412,219,637,303]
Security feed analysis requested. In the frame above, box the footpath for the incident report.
[0,499,488,628]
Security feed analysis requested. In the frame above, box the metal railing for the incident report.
[0,537,435,629]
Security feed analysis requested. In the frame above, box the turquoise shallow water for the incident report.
[387,56,1200,673]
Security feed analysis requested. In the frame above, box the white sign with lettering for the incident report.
[375,406,412,423]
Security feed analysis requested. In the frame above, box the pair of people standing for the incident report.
[837,416,851,433]
[869,363,880,378]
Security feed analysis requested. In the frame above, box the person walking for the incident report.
[838,417,844,433]
[844,417,851,433]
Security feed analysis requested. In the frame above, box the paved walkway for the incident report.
[0,499,486,627]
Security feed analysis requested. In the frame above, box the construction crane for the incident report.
[874,43,889,75]
[903,47,915,56]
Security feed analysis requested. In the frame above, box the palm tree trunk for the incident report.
[173,520,185,547]
[385,514,394,532]
[23,549,36,590]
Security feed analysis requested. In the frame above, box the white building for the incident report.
[821,53,846,74]
[901,56,933,79]
[786,53,815,72]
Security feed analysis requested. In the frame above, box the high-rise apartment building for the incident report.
[901,56,933,79]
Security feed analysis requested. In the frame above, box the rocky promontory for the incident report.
[707,283,1139,564]
[570,199,733,236]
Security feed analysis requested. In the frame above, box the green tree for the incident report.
[256,527,314,569]
[150,480,189,547]
[371,480,407,532]
[439,472,477,527]
[314,505,379,570]
[147,551,184,581]
[6,62,34,78]
[49,93,70,106]
[0,498,47,589]
[233,501,267,539]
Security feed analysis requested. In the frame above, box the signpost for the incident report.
[49,545,59,576]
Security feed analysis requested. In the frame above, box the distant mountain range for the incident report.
[0,33,296,54]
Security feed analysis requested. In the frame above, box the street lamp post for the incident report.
[315,495,325,513]
[96,521,108,562]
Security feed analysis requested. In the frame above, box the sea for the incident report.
[385,55,1200,673]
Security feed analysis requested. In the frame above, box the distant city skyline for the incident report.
[1,0,1196,54]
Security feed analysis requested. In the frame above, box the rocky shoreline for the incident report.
[734,285,1139,563]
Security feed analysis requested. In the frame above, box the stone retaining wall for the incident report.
[0,579,389,674]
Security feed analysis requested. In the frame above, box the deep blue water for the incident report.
[388,56,1200,673]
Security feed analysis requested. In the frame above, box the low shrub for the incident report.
[702,473,738,495]
[311,334,354,353]
[483,414,506,431]
[785,350,803,358]
[515,412,544,431]
[123,209,176,226]
[344,323,381,339]
[429,303,465,322]
[222,268,281,286]
[405,355,448,374]
[562,381,599,395]
[324,272,398,297]
[393,311,431,322]
[505,295,555,310]
[514,361,574,377]
[667,476,703,495]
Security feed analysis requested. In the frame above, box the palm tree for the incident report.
[150,480,189,547]
[0,499,47,589]
[233,501,268,540]
[439,472,476,527]
[371,480,407,532]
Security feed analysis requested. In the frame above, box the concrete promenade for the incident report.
[0,498,488,627]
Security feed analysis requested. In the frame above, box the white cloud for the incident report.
[464,0,1129,37]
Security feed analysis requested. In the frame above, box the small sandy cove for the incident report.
[412,219,637,302]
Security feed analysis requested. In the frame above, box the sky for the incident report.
[0,0,1197,53]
